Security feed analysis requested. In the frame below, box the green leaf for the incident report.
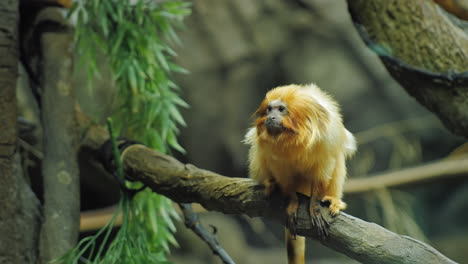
[168,62,189,74]
[155,49,170,71]
[171,95,189,108]
[168,104,186,126]
[111,29,126,57]
[115,58,130,79]
[167,129,185,153]
[128,66,138,95]
[132,59,147,78]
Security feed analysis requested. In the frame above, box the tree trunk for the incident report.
[26,8,81,263]
[0,0,41,263]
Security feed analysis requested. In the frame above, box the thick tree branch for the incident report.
[117,144,456,264]
[77,114,458,263]
[348,0,468,72]
[347,0,468,138]
[79,155,468,232]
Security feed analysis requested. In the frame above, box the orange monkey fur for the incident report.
[244,84,356,264]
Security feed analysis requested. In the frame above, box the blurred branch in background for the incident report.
[80,205,122,232]
[345,157,468,193]
[350,114,467,240]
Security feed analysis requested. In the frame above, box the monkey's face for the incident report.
[253,84,332,146]
[264,99,288,135]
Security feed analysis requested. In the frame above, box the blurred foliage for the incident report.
[56,0,191,263]
[352,115,439,176]
[73,0,190,153]
[350,115,444,241]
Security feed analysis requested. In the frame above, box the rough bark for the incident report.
[0,1,41,263]
[24,8,80,263]
[347,0,468,137]
[116,144,455,264]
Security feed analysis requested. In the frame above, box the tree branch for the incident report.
[347,0,468,138]
[179,203,235,264]
[78,155,468,232]
[345,156,468,193]
[0,0,41,263]
[118,144,456,264]
[79,205,122,232]
[77,114,458,263]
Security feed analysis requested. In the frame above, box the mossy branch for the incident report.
[78,115,457,263]
[118,144,455,264]
[347,0,468,138]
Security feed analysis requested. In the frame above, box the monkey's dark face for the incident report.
[265,99,288,135]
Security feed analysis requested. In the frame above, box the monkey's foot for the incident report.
[321,196,347,216]
[309,201,329,238]
[286,196,299,238]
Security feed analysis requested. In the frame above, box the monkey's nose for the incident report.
[266,116,281,128]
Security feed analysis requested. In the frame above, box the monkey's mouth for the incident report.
[265,120,284,135]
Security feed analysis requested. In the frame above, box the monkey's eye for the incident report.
[267,106,272,112]
[278,106,285,112]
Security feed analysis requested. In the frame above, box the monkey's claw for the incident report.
[321,196,347,216]
[309,202,329,238]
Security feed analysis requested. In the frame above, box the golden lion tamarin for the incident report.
[244,84,356,264]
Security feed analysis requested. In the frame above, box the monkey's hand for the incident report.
[263,177,277,196]
[321,196,347,216]
[309,198,329,238]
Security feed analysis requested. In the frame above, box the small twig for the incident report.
[18,138,44,159]
[178,203,235,264]
[106,119,124,180]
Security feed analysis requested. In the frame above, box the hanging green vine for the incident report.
[73,0,190,153]
[56,0,191,263]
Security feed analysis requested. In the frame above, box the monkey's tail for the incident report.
[285,228,306,264]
